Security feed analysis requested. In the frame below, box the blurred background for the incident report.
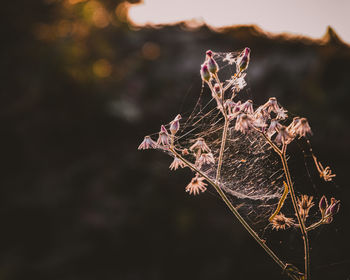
[1,0,350,279]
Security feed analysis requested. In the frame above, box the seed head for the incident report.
[185,175,207,195]
[270,213,295,231]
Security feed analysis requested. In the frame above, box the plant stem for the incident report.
[216,115,229,182]
[214,73,229,183]
[306,220,324,232]
[280,144,310,280]
[259,131,311,279]
[306,214,332,232]
[169,148,300,280]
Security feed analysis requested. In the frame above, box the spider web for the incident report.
[150,50,328,232]
[168,50,286,229]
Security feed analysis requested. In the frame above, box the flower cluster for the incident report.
[138,47,340,224]
[138,48,342,279]
[318,196,340,224]
[138,113,215,195]
[227,96,313,146]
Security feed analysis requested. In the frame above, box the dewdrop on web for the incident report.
[138,47,340,280]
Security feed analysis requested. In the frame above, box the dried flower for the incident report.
[294,118,312,138]
[313,156,336,182]
[241,100,254,114]
[231,73,247,93]
[170,114,181,135]
[297,195,314,221]
[169,157,186,170]
[182,148,189,156]
[157,125,170,146]
[198,153,215,165]
[224,99,236,113]
[254,105,270,122]
[228,101,241,119]
[200,63,211,82]
[253,117,267,130]
[138,136,157,150]
[190,138,211,153]
[235,113,254,134]
[276,106,288,120]
[236,47,250,73]
[275,126,293,145]
[271,213,295,231]
[287,117,301,136]
[185,175,207,195]
[267,119,282,138]
[262,97,280,114]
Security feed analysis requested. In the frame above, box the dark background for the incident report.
[1,0,349,279]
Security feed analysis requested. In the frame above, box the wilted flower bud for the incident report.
[318,195,328,215]
[213,83,222,98]
[237,47,250,73]
[138,136,157,150]
[206,50,213,58]
[200,63,211,82]
[157,125,170,146]
[324,198,340,224]
[208,57,219,74]
[329,199,340,215]
[170,114,181,135]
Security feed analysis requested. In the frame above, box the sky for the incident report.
[128,0,350,43]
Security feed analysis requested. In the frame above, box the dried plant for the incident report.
[138,48,340,280]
